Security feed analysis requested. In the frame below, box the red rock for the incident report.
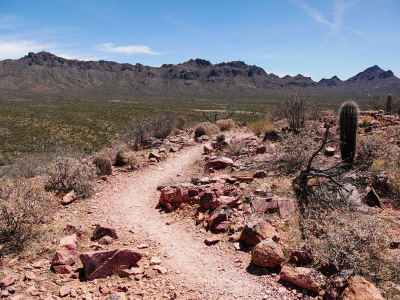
[0,275,17,287]
[204,144,213,153]
[207,205,232,228]
[240,217,280,246]
[53,265,73,274]
[324,146,336,156]
[61,191,77,205]
[204,236,221,246]
[256,145,267,154]
[279,266,327,293]
[323,269,354,300]
[363,187,382,208]
[51,234,79,267]
[251,239,285,268]
[98,235,114,245]
[198,188,221,209]
[317,259,340,276]
[213,220,232,232]
[290,243,313,266]
[159,183,197,211]
[80,248,143,280]
[340,275,384,300]
[143,269,157,279]
[216,196,238,208]
[252,196,294,218]
[118,269,135,277]
[59,286,70,297]
[92,223,118,240]
[149,152,162,162]
[233,175,254,182]
[205,157,234,170]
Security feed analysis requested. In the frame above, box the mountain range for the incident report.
[0,52,398,98]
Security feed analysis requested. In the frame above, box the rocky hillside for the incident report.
[0,52,399,97]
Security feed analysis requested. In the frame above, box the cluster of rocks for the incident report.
[155,129,387,299]
[0,223,174,299]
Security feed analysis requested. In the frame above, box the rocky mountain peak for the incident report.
[347,65,395,82]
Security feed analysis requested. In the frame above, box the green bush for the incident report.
[93,156,112,175]
[45,156,95,198]
[0,179,57,256]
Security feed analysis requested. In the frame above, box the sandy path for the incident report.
[89,136,297,300]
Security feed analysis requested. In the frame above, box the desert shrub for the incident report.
[93,156,112,176]
[277,91,308,130]
[194,125,206,138]
[45,156,95,198]
[216,119,235,131]
[177,116,186,130]
[194,122,220,137]
[248,119,275,136]
[114,150,127,166]
[124,151,139,169]
[355,135,400,171]
[274,133,317,174]
[0,179,57,255]
[125,115,177,144]
[216,134,225,143]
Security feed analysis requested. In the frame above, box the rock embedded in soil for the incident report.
[251,238,285,268]
[51,234,79,267]
[0,275,17,287]
[340,275,384,300]
[80,248,143,280]
[279,266,327,293]
[240,216,280,246]
[323,269,354,300]
[92,223,118,240]
[205,157,234,170]
[61,190,77,205]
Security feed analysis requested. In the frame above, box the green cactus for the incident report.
[386,93,393,112]
[339,100,359,166]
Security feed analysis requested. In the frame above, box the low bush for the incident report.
[194,125,206,138]
[248,119,275,136]
[216,134,225,143]
[93,156,112,175]
[195,122,220,138]
[274,133,317,174]
[216,119,235,131]
[0,179,57,256]
[45,156,95,198]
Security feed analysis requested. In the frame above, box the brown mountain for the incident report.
[0,52,399,98]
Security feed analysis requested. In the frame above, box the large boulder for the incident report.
[80,248,143,280]
[205,157,234,170]
[279,266,327,293]
[51,234,79,267]
[240,217,280,246]
[340,276,384,300]
[251,239,285,268]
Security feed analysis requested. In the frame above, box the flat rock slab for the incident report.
[279,266,326,293]
[80,248,143,280]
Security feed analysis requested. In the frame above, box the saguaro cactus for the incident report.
[386,93,393,112]
[339,100,359,166]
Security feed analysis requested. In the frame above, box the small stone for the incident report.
[59,286,70,297]
[150,257,162,265]
[143,269,157,279]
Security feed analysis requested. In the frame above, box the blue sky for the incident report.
[0,0,399,81]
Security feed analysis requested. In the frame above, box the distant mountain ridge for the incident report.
[0,52,399,98]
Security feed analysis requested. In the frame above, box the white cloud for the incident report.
[96,43,160,55]
[293,0,363,43]
[0,40,46,60]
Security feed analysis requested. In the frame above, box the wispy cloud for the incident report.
[293,0,363,43]
[96,43,160,55]
[0,40,49,59]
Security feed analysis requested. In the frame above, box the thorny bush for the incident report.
[45,156,95,198]
[0,179,57,256]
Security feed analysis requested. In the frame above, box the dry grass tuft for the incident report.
[93,155,112,176]
[216,119,235,131]
[248,119,275,137]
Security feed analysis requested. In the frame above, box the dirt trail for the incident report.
[89,134,296,300]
